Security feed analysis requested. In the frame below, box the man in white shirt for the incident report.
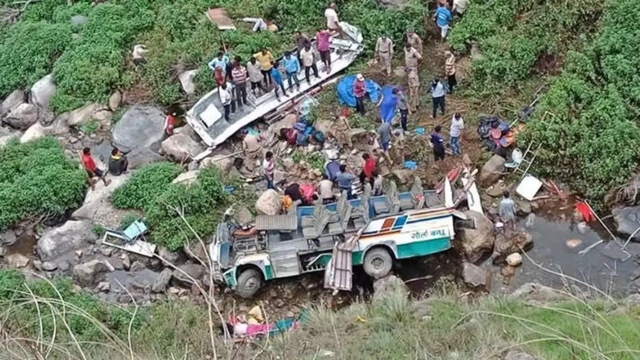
[325,3,341,34]
[317,174,336,204]
[219,82,232,121]
[449,112,464,155]
[452,0,467,17]
[299,43,319,85]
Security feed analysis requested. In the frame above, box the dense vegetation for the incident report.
[521,0,640,203]
[450,0,603,95]
[0,0,426,112]
[1,269,639,359]
[0,137,86,231]
[113,164,254,251]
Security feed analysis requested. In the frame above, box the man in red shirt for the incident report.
[81,147,111,190]
[359,153,376,189]
[354,73,366,115]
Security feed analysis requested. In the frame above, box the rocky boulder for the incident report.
[112,105,166,168]
[108,92,121,111]
[37,220,98,261]
[173,264,205,286]
[613,206,640,242]
[462,262,486,288]
[184,241,208,263]
[373,275,409,301]
[456,210,495,262]
[67,103,102,127]
[30,74,56,112]
[20,122,46,143]
[73,259,114,287]
[256,189,282,215]
[152,268,173,293]
[161,133,204,161]
[71,173,131,227]
[510,282,567,302]
[492,231,533,264]
[6,253,29,268]
[234,206,255,225]
[179,70,198,95]
[4,103,39,129]
[479,155,506,187]
[171,170,199,186]
[200,153,235,173]
[0,90,25,117]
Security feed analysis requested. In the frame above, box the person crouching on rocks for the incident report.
[108,147,129,176]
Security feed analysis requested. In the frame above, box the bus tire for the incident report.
[363,247,393,279]
[236,268,263,299]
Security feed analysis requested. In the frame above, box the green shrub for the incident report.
[520,0,640,205]
[0,137,86,231]
[0,21,72,97]
[112,162,182,210]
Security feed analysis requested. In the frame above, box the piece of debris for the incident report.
[506,253,523,266]
[206,8,236,30]
[565,239,583,250]
[515,174,543,201]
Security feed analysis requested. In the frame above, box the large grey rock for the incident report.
[4,103,39,129]
[509,282,567,302]
[178,70,198,95]
[6,253,29,268]
[30,74,56,112]
[112,105,165,151]
[46,114,71,135]
[234,206,255,225]
[152,268,173,293]
[71,173,131,224]
[37,220,98,261]
[67,103,102,127]
[171,170,199,186]
[0,90,26,117]
[613,206,640,242]
[200,153,234,173]
[504,351,535,360]
[256,189,282,216]
[0,230,17,246]
[161,133,204,161]
[20,122,46,143]
[173,264,205,286]
[456,210,495,262]
[0,132,20,148]
[462,262,485,288]
[492,231,533,264]
[372,275,409,301]
[73,259,114,287]
[479,155,506,187]
[183,241,208,263]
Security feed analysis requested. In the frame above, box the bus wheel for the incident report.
[236,268,263,299]
[363,247,393,279]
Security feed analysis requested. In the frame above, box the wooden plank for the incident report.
[102,234,157,257]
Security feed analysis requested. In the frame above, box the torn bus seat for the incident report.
[401,177,425,210]
[374,181,400,215]
[301,200,323,229]
[352,184,371,228]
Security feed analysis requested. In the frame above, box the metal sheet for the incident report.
[516,174,543,201]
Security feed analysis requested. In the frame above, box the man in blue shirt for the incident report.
[430,125,445,162]
[270,61,288,102]
[336,164,356,200]
[434,3,452,40]
[282,51,301,92]
[208,51,230,74]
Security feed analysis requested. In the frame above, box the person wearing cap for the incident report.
[444,51,457,94]
[407,67,420,113]
[406,30,423,56]
[375,35,394,77]
[354,73,366,115]
[404,42,422,71]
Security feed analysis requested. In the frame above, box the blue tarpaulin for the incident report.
[378,85,398,123]
[337,75,381,108]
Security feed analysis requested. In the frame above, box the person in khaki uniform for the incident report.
[406,30,423,56]
[404,42,422,71]
[375,35,394,77]
[407,68,420,112]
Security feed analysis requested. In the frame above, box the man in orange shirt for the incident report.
[81,147,111,190]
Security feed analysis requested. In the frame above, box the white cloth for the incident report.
[439,24,449,39]
[299,48,315,67]
[132,45,147,60]
[325,8,339,29]
[219,84,232,105]
[242,17,267,32]
[450,116,464,137]
[453,0,467,14]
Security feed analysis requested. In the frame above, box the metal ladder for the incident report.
[514,142,541,179]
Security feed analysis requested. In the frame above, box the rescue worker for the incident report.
[406,30,423,56]
[375,35,394,77]
[404,42,422,71]
[444,51,457,94]
[407,68,420,113]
